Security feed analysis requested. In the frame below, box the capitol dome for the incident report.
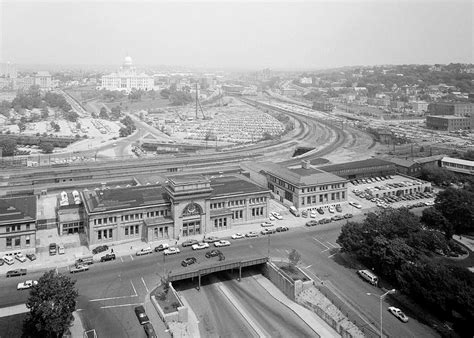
[123,56,133,66]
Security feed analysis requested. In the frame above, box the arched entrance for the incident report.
[181,203,203,237]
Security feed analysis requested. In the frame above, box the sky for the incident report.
[0,0,472,70]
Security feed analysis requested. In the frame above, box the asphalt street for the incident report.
[0,216,437,337]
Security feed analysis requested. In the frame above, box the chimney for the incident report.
[302,160,310,169]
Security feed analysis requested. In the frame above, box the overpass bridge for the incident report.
[168,256,268,290]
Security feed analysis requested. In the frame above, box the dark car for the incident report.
[7,269,27,278]
[205,250,222,258]
[182,239,199,247]
[92,245,109,255]
[181,257,197,267]
[316,208,324,215]
[203,236,220,243]
[305,220,317,227]
[134,305,150,325]
[143,323,158,338]
[26,253,37,261]
[100,253,116,262]
[335,205,342,212]
[49,243,57,256]
[0,259,3,266]
[154,244,169,252]
[276,226,289,232]
[344,213,353,219]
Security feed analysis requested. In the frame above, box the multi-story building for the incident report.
[34,71,52,90]
[0,62,17,78]
[245,161,347,211]
[81,175,270,246]
[312,101,334,112]
[100,56,154,93]
[441,157,474,176]
[0,196,37,256]
[426,115,471,131]
[410,101,429,114]
[427,102,474,116]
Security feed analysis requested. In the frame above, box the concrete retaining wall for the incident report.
[150,283,188,324]
[263,261,296,300]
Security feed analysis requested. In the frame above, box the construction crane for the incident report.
[195,82,210,119]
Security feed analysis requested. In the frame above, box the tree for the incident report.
[0,138,17,156]
[99,107,109,120]
[435,188,474,235]
[24,270,79,337]
[420,166,457,186]
[41,107,49,119]
[160,89,170,99]
[420,207,452,239]
[64,111,79,122]
[40,142,54,154]
[18,122,27,132]
[288,249,301,271]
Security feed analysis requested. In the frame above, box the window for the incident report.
[25,235,30,246]
[14,237,20,247]
[6,237,12,248]
[98,231,102,240]
[26,224,30,230]
[6,227,10,233]
[125,227,129,236]
[109,229,113,238]
[130,226,134,235]
[135,225,139,235]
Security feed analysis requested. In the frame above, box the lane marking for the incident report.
[312,237,330,250]
[129,255,134,261]
[328,253,337,258]
[120,257,123,262]
[284,249,290,254]
[100,303,142,309]
[90,295,138,302]
[305,265,312,269]
[141,277,149,293]
[327,241,338,248]
[130,281,137,296]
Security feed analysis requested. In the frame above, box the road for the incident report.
[0,219,437,337]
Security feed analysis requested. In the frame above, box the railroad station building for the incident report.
[0,196,37,256]
[81,175,270,246]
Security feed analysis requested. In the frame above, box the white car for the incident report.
[17,280,38,290]
[271,212,283,220]
[388,306,409,323]
[328,206,335,213]
[310,211,317,218]
[246,231,259,238]
[349,201,362,209]
[15,253,27,263]
[192,242,210,250]
[136,247,152,256]
[231,233,245,239]
[269,215,276,221]
[260,221,274,227]
[425,201,435,206]
[163,247,180,255]
[214,240,231,247]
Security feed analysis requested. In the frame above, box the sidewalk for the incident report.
[69,311,85,338]
[143,291,172,338]
[252,274,339,338]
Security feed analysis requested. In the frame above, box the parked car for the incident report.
[192,242,209,250]
[271,212,283,220]
[163,247,180,255]
[92,245,109,255]
[344,213,353,219]
[154,243,169,252]
[2,256,14,265]
[388,306,409,323]
[49,243,57,256]
[17,280,38,290]
[328,206,335,213]
[305,220,318,227]
[261,228,275,235]
[136,247,153,256]
[15,253,27,263]
[335,205,342,212]
[100,253,116,262]
[69,264,89,274]
[231,233,245,239]
[316,208,324,215]
[205,250,222,258]
[331,215,344,221]
[203,236,220,243]
[310,211,317,218]
[26,253,37,261]
[134,305,150,325]
[182,239,199,247]
[245,231,259,238]
[181,257,197,267]
[0,259,3,266]
[349,201,362,209]
[214,240,231,247]
[301,210,308,218]
[260,221,274,227]
[143,323,157,338]
[276,226,289,232]
[6,269,27,278]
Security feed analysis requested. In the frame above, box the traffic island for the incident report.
[150,281,187,322]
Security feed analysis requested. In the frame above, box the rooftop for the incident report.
[427,115,469,120]
[0,196,37,224]
[386,158,418,168]
[319,158,394,173]
[441,157,474,166]
[209,176,268,198]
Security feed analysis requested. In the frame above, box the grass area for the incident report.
[104,97,170,112]
[274,261,310,282]
[151,284,181,314]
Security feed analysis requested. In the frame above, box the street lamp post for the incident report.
[367,289,396,338]
[267,233,271,260]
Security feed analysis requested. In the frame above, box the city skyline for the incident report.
[1,0,472,70]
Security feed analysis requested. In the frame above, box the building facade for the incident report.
[0,196,37,256]
[441,157,474,176]
[81,175,270,247]
[319,158,396,179]
[100,56,154,93]
[426,115,471,131]
[312,101,334,112]
[427,102,474,116]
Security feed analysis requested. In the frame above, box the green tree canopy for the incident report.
[24,270,79,337]
[40,142,54,154]
[435,187,474,235]
[0,138,17,156]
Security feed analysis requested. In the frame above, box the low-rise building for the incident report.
[427,102,474,116]
[312,101,334,112]
[426,115,471,131]
[0,196,37,256]
[319,158,396,179]
[409,101,428,114]
[441,157,474,176]
[386,158,422,177]
[81,175,270,246]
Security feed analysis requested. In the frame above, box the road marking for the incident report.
[141,277,149,293]
[305,265,312,269]
[120,257,123,262]
[301,267,322,283]
[327,241,338,248]
[90,295,138,302]
[328,252,337,258]
[130,281,137,296]
[284,249,290,254]
[100,303,142,309]
[312,237,330,250]
[129,255,134,261]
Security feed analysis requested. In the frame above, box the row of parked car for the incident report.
[351,176,393,185]
[305,213,353,226]
[301,204,343,218]
[0,252,36,266]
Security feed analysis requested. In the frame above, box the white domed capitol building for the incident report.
[100,56,154,92]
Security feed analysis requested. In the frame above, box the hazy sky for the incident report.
[1,0,472,69]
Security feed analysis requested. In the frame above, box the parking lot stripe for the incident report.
[130,281,137,296]
[305,265,312,269]
[129,254,134,261]
[120,256,123,262]
[90,295,138,302]
[327,241,338,248]
[312,237,330,250]
[100,303,142,309]
[301,267,322,283]
[141,277,149,293]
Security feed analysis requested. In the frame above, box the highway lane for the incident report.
[0,221,437,337]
